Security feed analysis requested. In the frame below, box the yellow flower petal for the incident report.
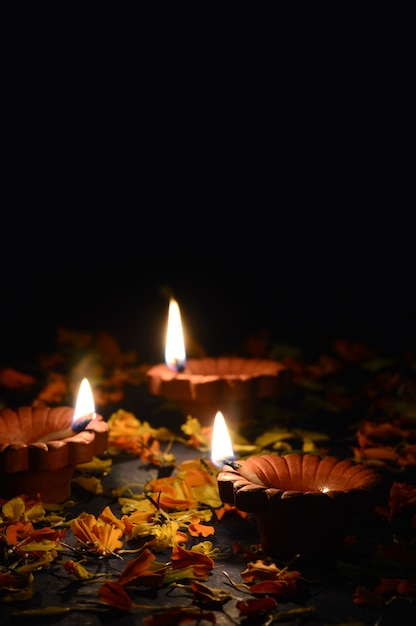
[72,475,104,495]
[2,497,26,522]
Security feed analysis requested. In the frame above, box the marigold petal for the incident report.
[171,545,214,576]
[99,506,125,532]
[118,548,167,588]
[188,523,215,537]
[236,596,277,616]
[98,581,133,611]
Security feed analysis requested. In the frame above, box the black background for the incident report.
[1,69,415,367]
[2,205,415,368]
[1,1,415,370]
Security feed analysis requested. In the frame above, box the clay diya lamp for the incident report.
[0,380,108,503]
[147,296,290,426]
[147,356,291,426]
[217,452,384,565]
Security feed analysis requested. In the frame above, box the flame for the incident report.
[72,378,95,430]
[165,298,186,372]
[211,411,236,468]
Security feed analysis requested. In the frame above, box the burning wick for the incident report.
[37,378,96,443]
[165,298,187,372]
[211,411,265,486]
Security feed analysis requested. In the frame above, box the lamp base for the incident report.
[0,466,76,503]
[0,406,109,503]
[217,453,384,565]
[147,357,292,427]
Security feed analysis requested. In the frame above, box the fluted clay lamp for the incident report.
[212,413,384,566]
[0,379,108,503]
[146,299,291,426]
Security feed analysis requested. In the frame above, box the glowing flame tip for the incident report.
[72,378,95,429]
[165,298,186,371]
[211,411,236,468]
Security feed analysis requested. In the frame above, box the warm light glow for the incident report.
[72,378,95,428]
[165,298,186,371]
[211,411,236,468]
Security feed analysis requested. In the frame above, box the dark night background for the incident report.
[1,0,414,374]
[1,61,415,368]
[1,204,415,369]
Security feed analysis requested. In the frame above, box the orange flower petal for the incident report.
[5,521,34,545]
[99,506,125,532]
[215,503,248,520]
[236,596,277,617]
[118,549,167,589]
[171,545,214,577]
[98,581,133,611]
[188,523,215,537]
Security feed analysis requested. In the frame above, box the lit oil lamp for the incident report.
[37,378,98,443]
[212,412,384,566]
[0,378,108,503]
[147,298,291,426]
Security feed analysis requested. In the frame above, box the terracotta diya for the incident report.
[146,298,291,426]
[0,405,108,503]
[147,356,291,426]
[217,452,384,565]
